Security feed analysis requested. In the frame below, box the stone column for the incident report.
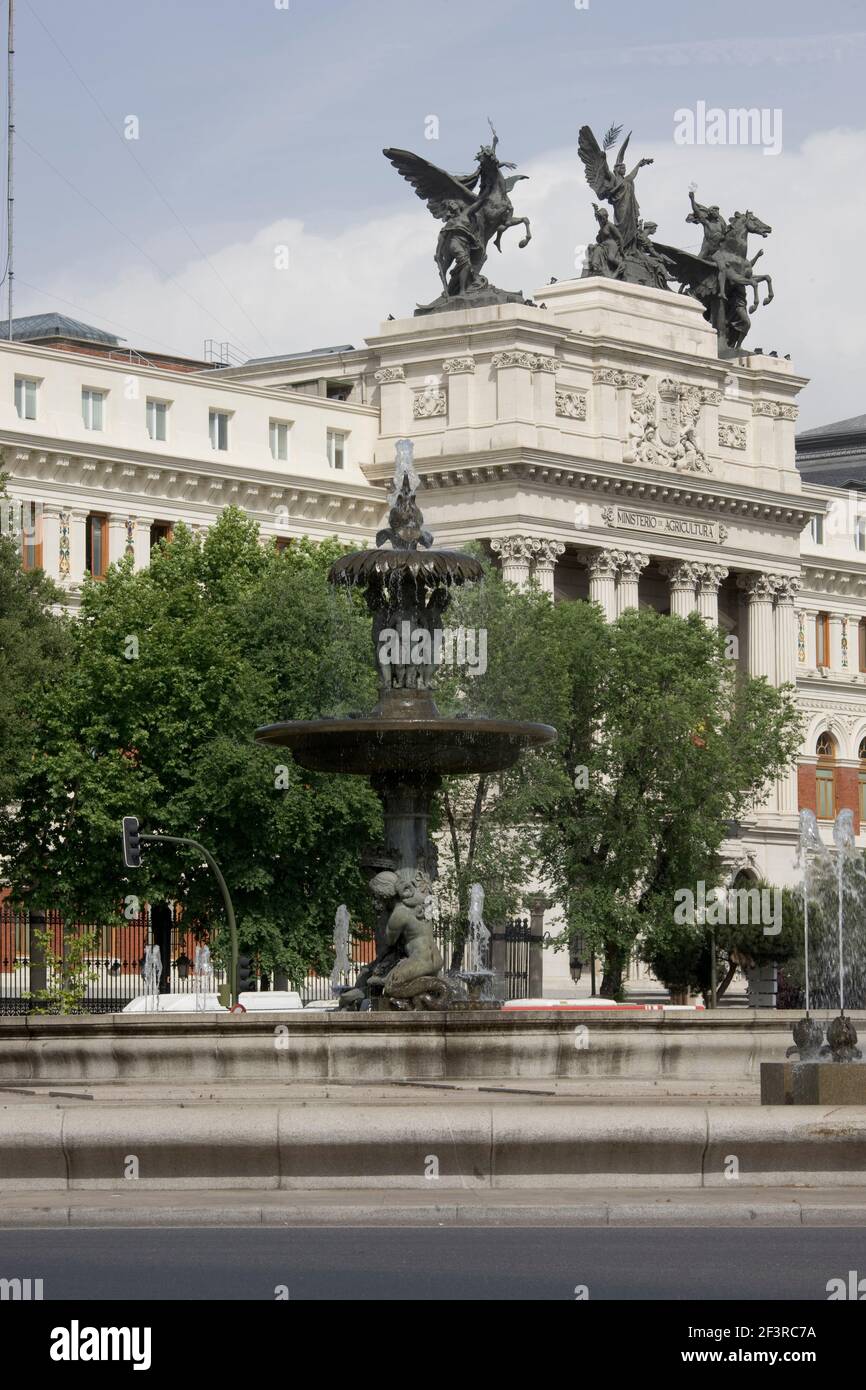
[491,351,535,435]
[739,573,777,682]
[491,535,538,590]
[525,894,550,999]
[374,366,407,438]
[580,549,618,621]
[40,503,63,583]
[661,560,701,618]
[68,509,88,586]
[774,578,800,687]
[443,356,475,453]
[774,578,801,815]
[615,551,649,614]
[533,540,565,597]
[696,565,729,626]
[133,516,154,570]
[829,614,845,673]
[107,513,130,567]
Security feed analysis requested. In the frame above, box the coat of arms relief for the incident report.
[623,377,721,473]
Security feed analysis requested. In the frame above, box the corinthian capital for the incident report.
[534,539,566,568]
[737,572,779,600]
[616,551,650,580]
[491,535,539,566]
[578,548,618,580]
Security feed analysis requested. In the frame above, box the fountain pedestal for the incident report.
[761,1060,866,1105]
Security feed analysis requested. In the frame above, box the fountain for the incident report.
[194,944,213,1012]
[763,808,865,1103]
[455,882,497,1007]
[256,440,556,1010]
[786,810,827,1063]
[330,903,352,994]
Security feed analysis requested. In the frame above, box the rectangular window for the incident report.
[149,521,173,551]
[269,419,290,462]
[20,501,42,571]
[82,388,106,431]
[327,429,347,470]
[146,399,169,441]
[816,766,836,820]
[857,518,866,554]
[860,619,866,674]
[85,513,108,579]
[209,409,230,451]
[14,376,38,421]
[810,515,824,545]
[816,613,830,669]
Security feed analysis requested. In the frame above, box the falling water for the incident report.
[143,944,161,1013]
[465,883,491,975]
[391,437,420,499]
[832,809,857,1015]
[331,903,351,993]
[194,944,213,1012]
[797,809,826,1014]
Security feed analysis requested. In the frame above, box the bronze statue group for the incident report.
[384,118,775,357]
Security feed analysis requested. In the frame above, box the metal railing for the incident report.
[0,909,534,1013]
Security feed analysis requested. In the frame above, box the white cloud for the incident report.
[25,127,866,429]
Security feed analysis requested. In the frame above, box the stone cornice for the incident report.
[1,440,385,532]
[364,447,820,532]
[1,437,379,505]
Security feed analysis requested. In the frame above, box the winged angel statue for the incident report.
[384,122,532,315]
[577,124,672,288]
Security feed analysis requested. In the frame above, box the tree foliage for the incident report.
[2,513,381,982]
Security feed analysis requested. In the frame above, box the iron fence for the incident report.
[0,908,533,1013]
[0,907,225,1015]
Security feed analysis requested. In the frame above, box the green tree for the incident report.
[2,512,381,984]
[541,605,801,998]
[0,496,70,822]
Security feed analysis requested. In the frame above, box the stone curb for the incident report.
[2,1194,866,1228]
[2,1101,865,1192]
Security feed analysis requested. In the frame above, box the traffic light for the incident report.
[122,816,142,869]
[236,953,255,995]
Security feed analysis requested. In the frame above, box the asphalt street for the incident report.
[2,1225,865,1301]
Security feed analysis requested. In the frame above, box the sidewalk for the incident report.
[2,1185,865,1227]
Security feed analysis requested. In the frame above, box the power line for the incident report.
[19,133,256,358]
[22,0,276,357]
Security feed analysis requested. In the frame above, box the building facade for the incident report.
[2,280,863,901]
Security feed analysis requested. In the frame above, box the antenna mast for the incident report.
[6,0,13,340]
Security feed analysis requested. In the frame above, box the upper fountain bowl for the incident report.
[255,715,556,776]
[329,548,484,588]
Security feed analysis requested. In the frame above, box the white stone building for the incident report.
[2,283,863,916]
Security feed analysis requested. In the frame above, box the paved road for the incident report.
[2,1226,864,1300]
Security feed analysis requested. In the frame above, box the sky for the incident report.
[5,0,866,426]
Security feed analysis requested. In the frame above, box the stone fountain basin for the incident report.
[255,717,556,775]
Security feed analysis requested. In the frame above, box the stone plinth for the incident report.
[761,1060,866,1105]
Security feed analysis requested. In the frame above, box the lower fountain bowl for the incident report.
[255,716,557,776]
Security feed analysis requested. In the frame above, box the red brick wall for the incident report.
[798,762,817,815]
[836,767,861,833]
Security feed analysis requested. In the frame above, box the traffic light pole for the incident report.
[139,834,239,1006]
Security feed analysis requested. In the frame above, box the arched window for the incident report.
[859,619,866,673]
[816,613,831,668]
[859,738,866,825]
[816,731,837,820]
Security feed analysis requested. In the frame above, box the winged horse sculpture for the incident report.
[383,121,532,313]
